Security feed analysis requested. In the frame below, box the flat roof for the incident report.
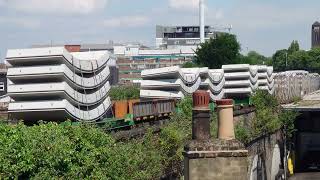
[282,90,320,111]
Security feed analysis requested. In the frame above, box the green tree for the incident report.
[288,40,300,54]
[195,33,241,69]
[181,61,199,68]
[237,51,270,65]
[272,49,288,71]
[307,48,320,73]
[287,50,310,70]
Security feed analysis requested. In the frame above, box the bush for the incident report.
[0,122,165,179]
[109,85,140,100]
[233,89,298,144]
[235,120,251,144]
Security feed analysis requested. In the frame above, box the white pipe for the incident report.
[199,0,205,43]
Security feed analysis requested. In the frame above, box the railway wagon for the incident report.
[103,99,176,130]
[102,96,251,130]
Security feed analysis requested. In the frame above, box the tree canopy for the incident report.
[195,33,240,69]
[271,40,320,73]
[237,51,271,65]
[288,40,300,54]
[185,36,320,73]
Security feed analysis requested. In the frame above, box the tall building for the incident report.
[156,25,222,49]
[312,21,320,48]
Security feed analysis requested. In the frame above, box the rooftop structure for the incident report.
[156,25,225,49]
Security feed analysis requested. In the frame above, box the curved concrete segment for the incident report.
[6,47,112,73]
[201,78,225,93]
[140,89,184,99]
[140,64,276,100]
[8,97,112,122]
[6,47,114,122]
[7,64,110,90]
[8,82,111,106]
[208,89,225,101]
[222,64,258,76]
[224,72,258,84]
[207,69,224,84]
[142,66,207,84]
[141,78,201,95]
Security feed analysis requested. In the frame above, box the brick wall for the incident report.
[186,157,247,180]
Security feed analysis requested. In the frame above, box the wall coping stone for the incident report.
[184,139,248,159]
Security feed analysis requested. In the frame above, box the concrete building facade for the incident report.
[312,21,320,48]
[156,25,222,49]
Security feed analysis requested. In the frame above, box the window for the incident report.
[0,82,4,91]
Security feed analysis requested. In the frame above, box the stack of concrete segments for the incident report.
[140,66,204,99]
[309,73,320,93]
[273,70,320,104]
[222,64,258,98]
[201,69,225,100]
[6,47,113,122]
[256,65,275,94]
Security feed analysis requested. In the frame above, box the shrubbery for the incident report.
[235,90,299,143]
[109,85,140,100]
[0,122,166,179]
[0,92,298,179]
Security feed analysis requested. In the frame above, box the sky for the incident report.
[0,0,319,61]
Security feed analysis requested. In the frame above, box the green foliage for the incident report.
[250,90,281,136]
[176,96,193,119]
[182,61,199,68]
[234,90,298,144]
[109,85,140,100]
[0,122,167,179]
[251,90,278,111]
[271,40,320,73]
[195,33,241,69]
[237,51,271,65]
[210,112,218,138]
[235,120,251,144]
[288,40,300,54]
[272,49,288,71]
[279,110,299,138]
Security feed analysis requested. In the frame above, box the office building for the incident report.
[156,25,223,49]
[312,21,320,48]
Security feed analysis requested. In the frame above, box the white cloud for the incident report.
[169,0,199,10]
[0,0,108,14]
[102,16,150,28]
[215,3,319,30]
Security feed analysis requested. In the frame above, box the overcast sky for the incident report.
[0,0,319,60]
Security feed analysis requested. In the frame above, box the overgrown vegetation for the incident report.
[235,90,299,143]
[0,121,180,179]
[109,85,140,100]
[0,92,298,179]
[0,97,211,179]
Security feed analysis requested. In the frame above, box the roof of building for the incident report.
[80,43,116,50]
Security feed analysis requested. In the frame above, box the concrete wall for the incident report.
[246,131,283,180]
